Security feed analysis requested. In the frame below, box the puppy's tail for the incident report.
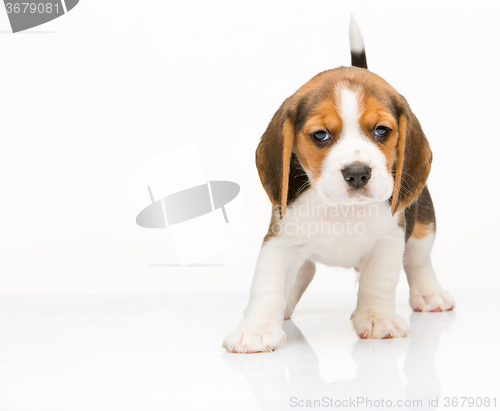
[349,15,367,69]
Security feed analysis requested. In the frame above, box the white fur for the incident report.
[284,260,315,320]
[349,15,365,53]
[404,233,455,312]
[316,88,394,206]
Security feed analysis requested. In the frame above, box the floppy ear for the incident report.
[256,98,309,218]
[391,96,433,213]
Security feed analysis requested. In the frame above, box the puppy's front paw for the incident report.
[352,311,410,339]
[222,322,286,353]
[410,290,455,312]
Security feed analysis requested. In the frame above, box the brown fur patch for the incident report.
[412,221,432,239]
[280,119,295,216]
[359,98,399,174]
[295,99,343,183]
[403,186,436,241]
[391,96,433,213]
[392,114,407,213]
[256,97,300,218]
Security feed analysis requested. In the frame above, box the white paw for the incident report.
[222,322,286,353]
[351,311,410,339]
[410,290,455,312]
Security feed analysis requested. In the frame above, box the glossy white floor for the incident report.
[0,290,498,410]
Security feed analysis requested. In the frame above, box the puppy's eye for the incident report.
[374,126,391,139]
[311,130,329,141]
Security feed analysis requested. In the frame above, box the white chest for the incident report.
[274,190,403,268]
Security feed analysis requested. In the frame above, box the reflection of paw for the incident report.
[410,290,455,312]
[352,337,410,363]
[222,322,286,353]
[352,311,410,339]
[222,346,285,373]
[410,310,456,334]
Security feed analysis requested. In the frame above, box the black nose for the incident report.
[342,165,371,188]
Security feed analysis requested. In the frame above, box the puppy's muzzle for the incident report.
[342,164,371,188]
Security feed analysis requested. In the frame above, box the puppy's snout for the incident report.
[342,164,371,188]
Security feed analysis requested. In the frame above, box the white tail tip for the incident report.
[349,14,365,53]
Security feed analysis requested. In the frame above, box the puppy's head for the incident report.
[256,67,432,217]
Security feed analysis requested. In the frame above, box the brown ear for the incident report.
[391,96,433,213]
[256,98,309,218]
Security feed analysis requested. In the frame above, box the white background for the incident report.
[1,0,499,295]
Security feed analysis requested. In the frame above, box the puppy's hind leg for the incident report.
[404,188,455,312]
[405,230,455,312]
[284,260,316,320]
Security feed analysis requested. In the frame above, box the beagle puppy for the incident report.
[223,17,455,353]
